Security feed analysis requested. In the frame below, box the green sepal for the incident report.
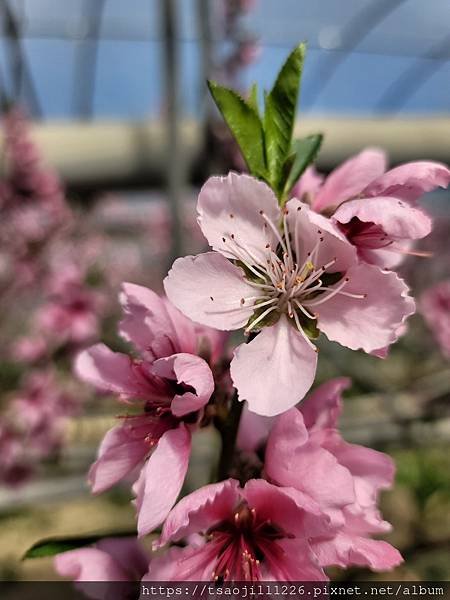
[207,80,267,178]
[296,312,320,340]
[282,133,323,201]
[263,43,306,194]
[23,531,137,560]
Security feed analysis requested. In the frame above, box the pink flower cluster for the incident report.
[420,280,450,359]
[54,149,449,584]
[56,378,401,583]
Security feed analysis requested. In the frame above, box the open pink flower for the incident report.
[420,280,450,359]
[55,537,148,600]
[164,172,414,416]
[146,478,328,582]
[296,149,450,268]
[76,283,221,536]
[265,378,403,572]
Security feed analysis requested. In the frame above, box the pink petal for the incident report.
[243,479,329,538]
[313,533,403,571]
[286,199,357,274]
[144,544,217,581]
[230,316,318,416]
[301,377,351,432]
[236,403,274,452]
[96,538,148,579]
[363,161,450,202]
[312,148,387,212]
[264,538,327,581]
[75,344,147,398]
[265,409,355,509]
[333,196,432,240]
[88,419,152,493]
[317,264,415,353]
[197,172,280,264]
[54,547,130,582]
[119,283,196,356]
[157,479,240,547]
[135,425,192,537]
[151,353,214,417]
[164,252,259,330]
[292,166,325,202]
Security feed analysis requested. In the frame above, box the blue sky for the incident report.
[1,0,449,119]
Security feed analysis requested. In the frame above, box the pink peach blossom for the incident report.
[296,149,449,268]
[147,478,328,582]
[164,172,415,416]
[266,378,403,572]
[76,284,222,536]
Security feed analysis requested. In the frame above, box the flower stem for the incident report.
[216,391,244,481]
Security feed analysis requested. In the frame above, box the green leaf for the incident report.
[207,80,266,177]
[263,43,306,193]
[247,83,259,115]
[23,531,137,560]
[282,133,323,199]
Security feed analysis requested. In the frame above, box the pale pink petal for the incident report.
[237,403,274,452]
[54,547,130,582]
[316,264,415,353]
[292,166,325,203]
[135,425,191,537]
[164,252,259,330]
[364,161,450,202]
[197,172,280,263]
[357,246,407,269]
[334,196,432,240]
[231,316,318,416]
[75,344,148,398]
[312,148,387,212]
[151,353,214,417]
[313,533,403,571]
[286,199,357,273]
[157,479,240,547]
[301,377,351,432]
[265,409,355,509]
[88,419,152,493]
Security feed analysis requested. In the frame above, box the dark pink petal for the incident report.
[144,544,217,581]
[157,479,240,547]
[88,419,152,493]
[135,425,192,537]
[197,172,280,264]
[151,353,214,417]
[119,283,196,357]
[363,161,450,202]
[263,538,327,581]
[230,317,318,416]
[75,344,148,398]
[317,264,415,353]
[265,409,355,509]
[243,479,329,538]
[312,148,387,212]
[164,252,259,330]
[301,377,351,432]
[313,533,403,571]
[334,196,432,240]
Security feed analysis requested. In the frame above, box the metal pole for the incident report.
[161,0,184,261]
